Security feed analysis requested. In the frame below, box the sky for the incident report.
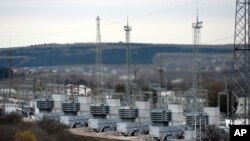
[0,0,235,48]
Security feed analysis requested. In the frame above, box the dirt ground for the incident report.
[69,128,151,141]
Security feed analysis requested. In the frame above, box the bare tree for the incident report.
[201,125,229,141]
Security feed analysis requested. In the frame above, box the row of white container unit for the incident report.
[52,95,92,103]
[88,118,151,134]
[52,95,150,109]
[51,96,218,126]
[106,114,151,122]
[50,108,219,127]
[79,105,121,116]
[50,95,180,112]
[134,103,185,124]
[88,100,149,133]
[10,97,218,135]
[80,103,184,123]
[52,95,120,108]
[53,96,121,106]
[53,104,121,117]
[52,95,92,104]
[167,105,220,126]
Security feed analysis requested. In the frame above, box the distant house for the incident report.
[65,84,91,96]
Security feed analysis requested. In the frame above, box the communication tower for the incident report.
[185,10,209,140]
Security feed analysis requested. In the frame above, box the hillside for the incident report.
[0,43,233,67]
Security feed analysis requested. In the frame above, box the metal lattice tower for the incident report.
[192,10,203,92]
[95,16,104,97]
[124,17,132,106]
[185,10,208,141]
[90,16,110,118]
[231,0,250,125]
[118,18,138,122]
[186,10,203,114]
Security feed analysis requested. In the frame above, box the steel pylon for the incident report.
[231,0,250,125]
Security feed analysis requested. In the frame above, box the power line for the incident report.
[131,0,205,21]
[4,0,206,37]
[1,0,234,46]
[203,35,233,44]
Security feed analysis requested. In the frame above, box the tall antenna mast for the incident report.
[186,9,203,114]
[8,37,12,98]
[124,17,132,106]
[185,9,208,141]
[192,9,203,91]
[231,0,250,125]
[118,17,138,123]
[95,16,104,98]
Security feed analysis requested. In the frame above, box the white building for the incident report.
[65,84,91,96]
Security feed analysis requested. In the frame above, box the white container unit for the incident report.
[138,109,150,118]
[80,103,91,112]
[168,104,183,113]
[88,118,120,132]
[204,107,220,125]
[78,96,92,104]
[52,94,65,101]
[149,125,186,140]
[4,103,20,114]
[35,112,63,122]
[60,115,89,128]
[117,122,150,136]
[135,101,150,109]
[106,99,121,106]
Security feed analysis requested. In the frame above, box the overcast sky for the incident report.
[0,0,235,48]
